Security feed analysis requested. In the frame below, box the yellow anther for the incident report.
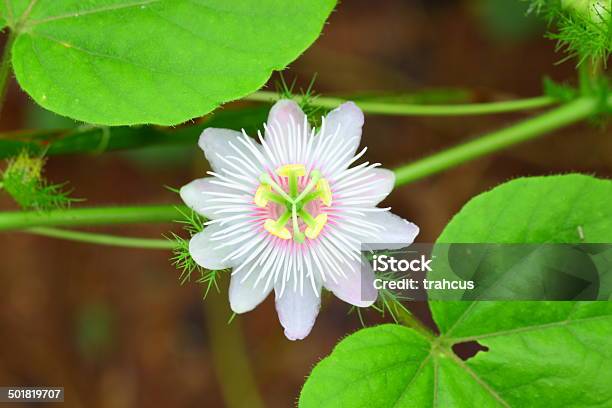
[276,164,306,178]
[254,184,271,207]
[305,214,328,240]
[316,178,333,206]
[264,219,292,240]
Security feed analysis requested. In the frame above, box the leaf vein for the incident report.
[25,0,161,27]
[448,313,612,343]
[390,352,432,408]
[446,351,511,408]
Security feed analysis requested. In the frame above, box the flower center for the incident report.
[254,164,332,243]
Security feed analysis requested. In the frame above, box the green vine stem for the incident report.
[0,93,560,160]
[203,286,265,408]
[394,96,599,185]
[388,300,436,340]
[26,227,174,249]
[0,105,269,160]
[0,205,187,230]
[0,95,609,243]
[246,91,558,116]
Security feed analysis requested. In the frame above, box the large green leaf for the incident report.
[301,303,612,407]
[300,175,612,407]
[429,175,612,301]
[1,0,335,125]
[436,174,612,244]
[300,325,435,407]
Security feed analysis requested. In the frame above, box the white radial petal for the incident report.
[180,177,248,220]
[324,255,377,308]
[318,101,364,173]
[189,223,243,270]
[265,100,309,161]
[337,168,395,207]
[198,128,261,178]
[229,259,273,314]
[275,275,321,341]
[266,100,307,132]
[364,211,420,249]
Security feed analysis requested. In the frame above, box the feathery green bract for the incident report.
[276,74,328,128]
[350,266,414,326]
[1,151,79,210]
[525,0,611,64]
[169,207,228,299]
[543,76,580,101]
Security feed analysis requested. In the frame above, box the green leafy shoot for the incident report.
[549,5,611,65]
[0,150,80,210]
[543,76,579,101]
[169,232,200,286]
[525,0,611,65]
[168,206,228,299]
[544,74,612,121]
[275,73,328,127]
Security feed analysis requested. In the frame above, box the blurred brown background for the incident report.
[0,0,611,407]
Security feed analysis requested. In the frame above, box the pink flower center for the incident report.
[253,164,332,243]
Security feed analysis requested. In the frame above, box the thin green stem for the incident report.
[0,204,187,231]
[203,285,265,408]
[246,91,558,116]
[394,97,598,186]
[0,97,606,247]
[0,105,269,160]
[388,300,436,340]
[26,227,174,249]
[0,30,17,116]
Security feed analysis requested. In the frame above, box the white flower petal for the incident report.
[229,261,273,314]
[367,168,395,204]
[264,100,310,164]
[198,128,260,174]
[321,101,364,162]
[324,255,377,308]
[189,223,237,270]
[337,168,395,206]
[275,278,321,341]
[180,177,241,219]
[366,211,419,250]
[266,99,307,133]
